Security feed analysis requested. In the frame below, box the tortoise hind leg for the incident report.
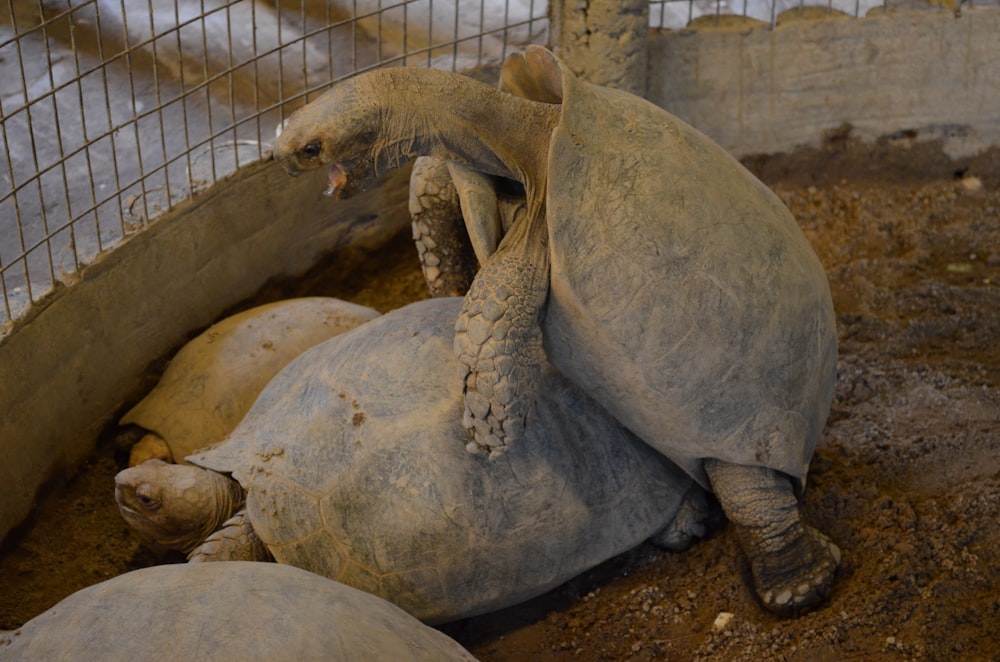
[187,509,273,563]
[704,459,840,615]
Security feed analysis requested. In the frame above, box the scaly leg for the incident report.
[409,156,479,297]
[187,509,273,563]
[454,203,549,457]
[705,458,840,615]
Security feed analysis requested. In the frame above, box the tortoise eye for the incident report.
[135,484,160,510]
[301,140,322,159]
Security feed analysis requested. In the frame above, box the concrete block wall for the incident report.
[647,6,1000,160]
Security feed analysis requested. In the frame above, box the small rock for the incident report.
[961,176,982,192]
[712,612,734,631]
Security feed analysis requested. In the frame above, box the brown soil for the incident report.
[1,147,998,661]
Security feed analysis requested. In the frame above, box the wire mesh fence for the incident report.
[0,0,548,329]
[0,0,962,329]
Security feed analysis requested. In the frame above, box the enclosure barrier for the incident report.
[1,0,998,544]
[2,0,983,329]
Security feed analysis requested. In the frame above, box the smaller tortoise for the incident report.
[119,297,379,466]
[0,562,475,661]
[116,297,717,624]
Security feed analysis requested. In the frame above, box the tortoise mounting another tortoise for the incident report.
[271,46,842,615]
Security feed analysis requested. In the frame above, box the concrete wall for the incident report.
[551,0,650,95]
[647,6,1000,160]
[0,160,411,542]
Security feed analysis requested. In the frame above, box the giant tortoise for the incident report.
[270,46,841,614]
[115,297,716,624]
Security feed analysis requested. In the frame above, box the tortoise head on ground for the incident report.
[116,460,245,555]
[0,562,476,661]
[272,46,841,615]
[115,297,718,625]
[118,298,379,466]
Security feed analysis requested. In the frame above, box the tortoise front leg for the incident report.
[704,459,840,615]
[409,157,479,297]
[127,432,173,466]
[187,509,273,563]
[454,204,549,457]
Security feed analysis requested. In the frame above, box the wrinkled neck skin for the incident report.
[114,462,244,555]
[180,470,244,553]
[348,68,559,201]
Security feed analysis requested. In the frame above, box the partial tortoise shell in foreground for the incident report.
[0,562,475,661]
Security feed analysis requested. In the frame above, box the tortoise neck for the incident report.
[359,68,560,194]
[191,471,245,552]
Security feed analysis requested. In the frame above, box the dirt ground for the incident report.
[1,144,998,660]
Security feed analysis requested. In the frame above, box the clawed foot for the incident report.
[703,459,841,616]
[452,188,550,458]
[753,526,841,616]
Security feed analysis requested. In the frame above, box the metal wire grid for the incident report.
[0,0,970,330]
[0,0,548,329]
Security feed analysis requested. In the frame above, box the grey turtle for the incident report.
[119,297,379,466]
[115,297,716,624]
[0,562,475,661]
[271,46,840,614]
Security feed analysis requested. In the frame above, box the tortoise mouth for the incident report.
[114,471,164,517]
[322,158,377,200]
[323,162,349,198]
[114,485,141,518]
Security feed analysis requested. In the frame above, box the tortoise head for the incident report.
[114,460,243,555]
[272,76,383,200]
